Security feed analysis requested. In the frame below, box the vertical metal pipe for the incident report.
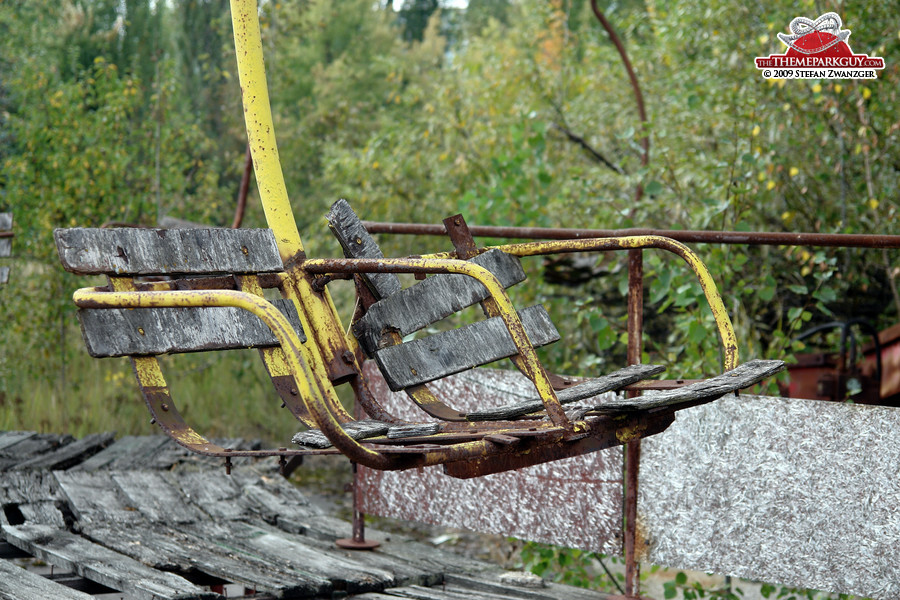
[624,249,643,598]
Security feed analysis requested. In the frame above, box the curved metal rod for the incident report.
[477,236,738,370]
[72,287,398,469]
[302,257,573,430]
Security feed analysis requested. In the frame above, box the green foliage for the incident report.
[519,542,624,592]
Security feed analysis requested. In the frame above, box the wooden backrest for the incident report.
[326,200,560,391]
[55,227,306,358]
[55,227,283,276]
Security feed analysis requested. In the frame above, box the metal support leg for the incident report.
[624,249,643,599]
[336,462,380,550]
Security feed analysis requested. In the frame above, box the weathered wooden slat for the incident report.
[83,523,331,598]
[292,419,390,449]
[2,523,220,600]
[0,434,75,471]
[0,266,8,284]
[0,213,11,230]
[0,431,36,452]
[206,520,402,593]
[466,363,667,421]
[0,471,59,505]
[78,298,305,358]
[326,199,402,299]
[12,432,115,471]
[54,227,283,275]
[0,558,96,600]
[110,471,205,524]
[70,435,173,472]
[54,471,144,526]
[374,305,560,390]
[17,502,67,528]
[354,249,528,355]
[585,359,784,411]
[387,423,442,439]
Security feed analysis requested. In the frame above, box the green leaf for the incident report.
[675,571,688,585]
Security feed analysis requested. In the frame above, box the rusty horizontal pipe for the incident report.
[362,221,900,249]
[0,231,14,238]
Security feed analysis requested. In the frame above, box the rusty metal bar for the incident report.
[0,232,13,238]
[624,249,643,599]
[362,221,900,249]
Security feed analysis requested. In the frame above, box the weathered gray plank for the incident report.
[0,434,75,470]
[585,359,784,411]
[0,214,11,261]
[70,435,173,471]
[83,523,331,598]
[327,199,402,299]
[292,419,390,449]
[17,502,67,528]
[2,523,219,600]
[205,520,402,593]
[387,423,441,439]
[110,471,204,524]
[54,471,144,526]
[78,298,306,357]
[354,249,528,355]
[12,432,115,471]
[0,471,59,505]
[0,266,8,284]
[467,363,667,421]
[0,213,11,230]
[54,227,283,275]
[374,305,560,390]
[0,431,36,452]
[641,393,900,600]
[0,558,96,600]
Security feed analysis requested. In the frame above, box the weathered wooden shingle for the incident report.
[353,249,528,356]
[374,304,560,390]
[54,228,283,275]
[78,298,305,357]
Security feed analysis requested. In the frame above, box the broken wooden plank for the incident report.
[109,471,205,524]
[0,431,36,452]
[78,297,305,358]
[70,435,173,472]
[12,432,115,471]
[82,522,331,598]
[586,359,784,411]
[466,363,667,421]
[0,558,95,600]
[0,434,75,471]
[0,213,10,259]
[54,228,283,275]
[292,419,390,449]
[54,471,145,526]
[2,523,220,600]
[353,249,528,355]
[374,305,560,390]
[327,199,402,299]
[0,267,8,285]
[17,502,67,528]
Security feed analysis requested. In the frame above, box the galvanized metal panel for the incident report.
[359,362,623,554]
[640,394,900,599]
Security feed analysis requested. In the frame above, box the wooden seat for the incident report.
[286,200,784,477]
[57,209,783,478]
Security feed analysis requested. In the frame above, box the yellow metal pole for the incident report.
[229,0,302,258]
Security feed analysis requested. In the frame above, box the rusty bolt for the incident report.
[290,388,298,395]
[341,351,355,365]
[160,403,169,412]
